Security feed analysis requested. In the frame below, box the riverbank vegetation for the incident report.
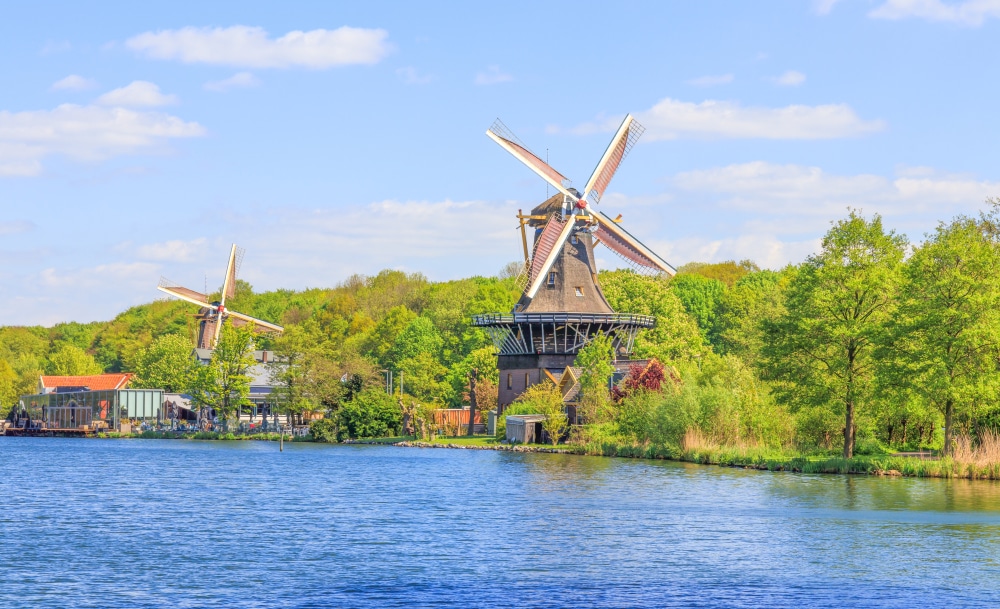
[4,204,1000,477]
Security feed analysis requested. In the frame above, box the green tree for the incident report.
[511,382,566,444]
[670,273,726,344]
[0,359,19,409]
[338,387,401,439]
[397,351,450,403]
[764,211,906,458]
[129,334,197,392]
[388,316,443,367]
[189,321,257,426]
[885,217,1000,454]
[599,270,704,363]
[574,333,615,423]
[47,344,102,376]
[715,268,793,365]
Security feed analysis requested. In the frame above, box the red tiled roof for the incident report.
[39,373,132,391]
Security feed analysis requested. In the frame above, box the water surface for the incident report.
[1,438,998,608]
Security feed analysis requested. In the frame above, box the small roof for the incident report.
[39,373,132,392]
[506,414,548,423]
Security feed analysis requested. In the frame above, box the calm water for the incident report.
[1,439,999,608]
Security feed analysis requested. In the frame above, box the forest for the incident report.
[4,204,1000,462]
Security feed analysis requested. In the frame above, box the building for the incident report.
[473,195,654,417]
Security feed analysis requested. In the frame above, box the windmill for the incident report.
[156,244,284,349]
[474,114,670,412]
[487,113,675,309]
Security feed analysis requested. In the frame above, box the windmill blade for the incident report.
[487,119,576,201]
[225,309,285,334]
[220,244,243,305]
[213,310,225,346]
[525,218,576,299]
[582,114,645,207]
[593,212,676,276]
[157,281,215,309]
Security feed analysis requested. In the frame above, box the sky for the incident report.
[1,0,999,326]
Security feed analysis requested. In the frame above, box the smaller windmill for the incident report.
[156,244,284,349]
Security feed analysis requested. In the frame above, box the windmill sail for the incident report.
[584,115,646,207]
[487,119,575,200]
[594,212,675,276]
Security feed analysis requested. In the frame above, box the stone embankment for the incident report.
[344,439,573,454]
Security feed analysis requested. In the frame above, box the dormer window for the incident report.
[570,235,578,245]
[547,272,556,287]
[575,287,584,297]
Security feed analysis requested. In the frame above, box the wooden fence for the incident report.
[431,409,482,430]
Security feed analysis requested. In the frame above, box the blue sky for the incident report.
[1,0,999,325]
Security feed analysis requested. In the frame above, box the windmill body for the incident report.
[156,244,284,350]
[474,115,674,414]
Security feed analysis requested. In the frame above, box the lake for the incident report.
[1,438,999,608]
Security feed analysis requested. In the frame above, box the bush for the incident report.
[310,417,339,443]
[338,388,401,440]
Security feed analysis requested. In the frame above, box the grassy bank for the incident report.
[571,438,1000,479]
[119,429,1000,479]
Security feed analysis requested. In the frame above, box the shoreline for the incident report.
[9,430,998,480]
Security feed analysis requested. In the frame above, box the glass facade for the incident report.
[18,389,165,431]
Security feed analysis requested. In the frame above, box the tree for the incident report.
[764,211,906,458]
[715,268,794,366]
[397,351,450,403]
[885,217,1000,454]
[511,382,566,445]
[338,387,401,439]
[599,270,704,363]
[129,334,198,392]
[670,274,726,345]
[47,344,102,376]
[189,321,257,426]
[574,333,615,423]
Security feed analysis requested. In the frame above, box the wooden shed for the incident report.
[506,414,547,444]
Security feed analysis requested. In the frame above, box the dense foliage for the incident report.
[5,204,1000,455]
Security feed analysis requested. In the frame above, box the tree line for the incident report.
[3,203,1000,457]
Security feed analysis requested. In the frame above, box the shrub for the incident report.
[310,417,339,443]
[338,388,401,440]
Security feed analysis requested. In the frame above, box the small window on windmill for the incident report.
[570,234,578,245]
[524,372,530,388]
[575,286,584,297]
[547,272,556,287]
[507,374,512,390]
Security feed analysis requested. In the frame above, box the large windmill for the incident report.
[157,244,284,349]
[474,114,672,411]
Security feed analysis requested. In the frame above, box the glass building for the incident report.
[18,389,165,431]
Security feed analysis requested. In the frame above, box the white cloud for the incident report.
[0,220,34,235]
[564,97,885,140]
[136,238,208,262]
[0,103,205,177]
[474,65,513,85]
[870,0,1000,26]
[672,161,1000,231]
[687,73,734,87]
[773,70,806,86]
[97,81,178,107]
[814,0,841,14]
[204,72,261,92]
[126,25,391,69]
[51,75,98,91]
[40,262,160,290]
[396,66,433,85]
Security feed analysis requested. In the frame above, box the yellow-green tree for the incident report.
[764,211,906,459]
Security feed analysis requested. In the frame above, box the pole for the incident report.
[400,370,404,398]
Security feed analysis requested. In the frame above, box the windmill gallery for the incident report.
[5,115,674,440]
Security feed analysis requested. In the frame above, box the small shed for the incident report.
[506,414,547,444]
